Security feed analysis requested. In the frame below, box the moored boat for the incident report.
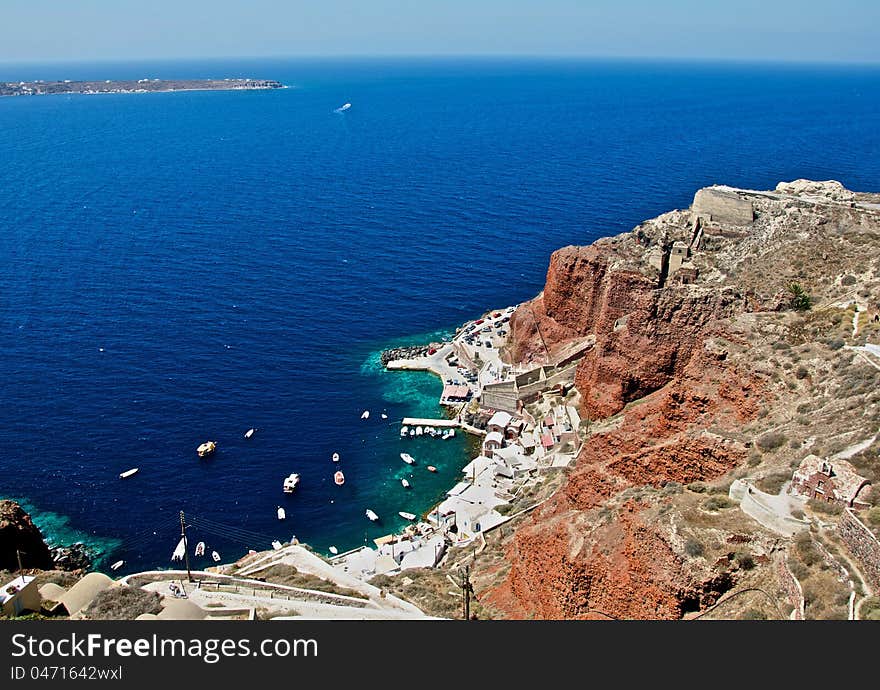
[361,410,370,419]
[400,453,415,465]
[398,511,416,521]
[197,441,217,457]
[195,542,205,557]
[272,540,283,550]
[334,470,345,486]
[277,507,286,520]
[400,426,408,437]
[365,509,379,522]
[211,551,221,562]
[329,546,338,555]
[119,467,139,479]
[427,465,437,473]
[283,473,300,493]
[332,452,340,462]
[401,478,411,488]
[244,428,256,439]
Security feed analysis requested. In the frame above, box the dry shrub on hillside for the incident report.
[82,586,162,620]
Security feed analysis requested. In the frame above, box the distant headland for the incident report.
[0,78,284,97]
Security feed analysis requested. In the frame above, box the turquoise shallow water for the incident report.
[1,57,879,572]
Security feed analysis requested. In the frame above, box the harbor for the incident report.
[328,304,588,583]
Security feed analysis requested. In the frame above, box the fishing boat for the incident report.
[401,478,410,488]
[119,468,139,479]
[334,470,345,486]
[365,509,379,522]
[211,551,221,562]
[282,473,300,493]
[244,428,256,439]
[409,428,415,437]
[195,542,205,557]
[110,560,124,571]
[361,410,370,419]
[277,507,286,520]
[332,452,340,462]
[398,512,416,521]
[427,465,437,473]
[415,426,423,436]
[197,441,217,458]
[400,426,408,437]
[400,453,415,465]
[328,546,338,555]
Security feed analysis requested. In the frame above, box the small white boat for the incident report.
[110,560,124,571]
[334,470,345,486]
[415,426,423,436]
[171,537,186,561]
[244,428,256,439]
[328,546,338,555]
[283,473,300,493]
[277,507,286,520]
[334,102,352,112]
[427,465,437,473]
[401,478,411,488]
[400,426,409,437]
[409,429,415,437]
[365,509,379,522]
[197,441,217,457]
[332,452,340,462]
[272,540,282,550]
[400,453,415,465]
[398,512,416,521]
[211,551,221,562]
[119,468,139,479]
[381,413,388,419]
[195,541,205,557]
[361,410,370,419]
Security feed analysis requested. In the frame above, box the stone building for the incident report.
[791,455,872,508]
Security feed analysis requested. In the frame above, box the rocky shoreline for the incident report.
[380,344,432,366]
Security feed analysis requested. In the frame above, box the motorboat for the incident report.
[400,426,408,437]
[282,473,300,493]
[365,509,379,522]
[415,426,423,436]
[110,560,124,571]
[334,470,345,486]
[119,468,139,479]
[211,551,221,562]
[398,512,416,521]
[361,410,370,419]
[277,507,286,520]
[409,428,415,437]
[401,478,410,488]
[197,441,217,457]
[244,428,256,439]
[332,452,340,462]
[195,542,205,557]
[334,102,352,112]
[400,453,415,465]
[328,546,338,555]
[427,465,437,473]
[381,413,388,419]
[272,540,283,550]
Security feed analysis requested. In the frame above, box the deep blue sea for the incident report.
[1,57,879,572]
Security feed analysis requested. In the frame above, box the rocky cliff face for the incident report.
[0,500,53,571]
[481,181,880,619]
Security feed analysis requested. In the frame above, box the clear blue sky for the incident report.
[2,0,878,64]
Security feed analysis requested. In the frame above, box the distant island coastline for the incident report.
[0,78,284,97]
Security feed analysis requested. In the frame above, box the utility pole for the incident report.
[179,511,192,582]
[16,549,24,575]
[461,565,474,620]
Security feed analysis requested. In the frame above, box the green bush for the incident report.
[788,283,812,311]
[756,432,787,452]
[807,498,843,516]
[684,538,704,558]
[704,495,734,511]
